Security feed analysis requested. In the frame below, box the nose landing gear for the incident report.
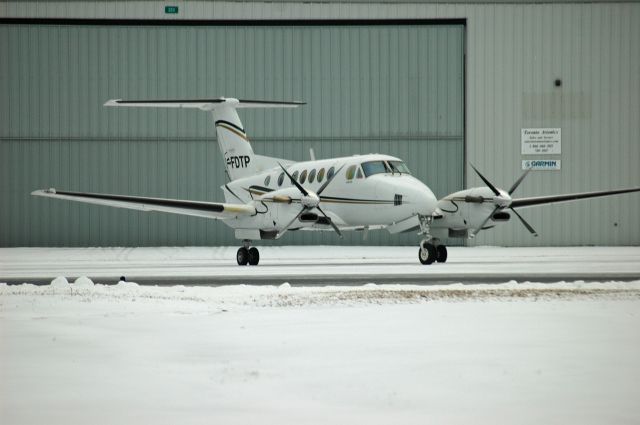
[419,241,437,264]
[418,240,448,265]
[417,214,448,265]
[237,240,260,266]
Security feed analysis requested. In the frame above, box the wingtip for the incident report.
[104,99,121,107]
[31,188,56,196]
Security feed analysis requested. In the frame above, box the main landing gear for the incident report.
[237,240,259,266]
[417,214,447,265]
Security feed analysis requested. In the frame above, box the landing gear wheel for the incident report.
[248,247,260,266]
[418,243,437,265]
[236,247,249,266]
[436,245,448,263]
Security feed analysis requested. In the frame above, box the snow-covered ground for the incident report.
[2,277,640,424]
[2,247,640,423]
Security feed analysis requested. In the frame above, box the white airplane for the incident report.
[33,98,640,266]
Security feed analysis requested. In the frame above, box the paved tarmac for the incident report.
[2,246,639,286]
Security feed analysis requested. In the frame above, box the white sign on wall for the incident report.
[522,159,561,171]
[521,128,561,155]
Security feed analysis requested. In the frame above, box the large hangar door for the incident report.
[0,22,465,247]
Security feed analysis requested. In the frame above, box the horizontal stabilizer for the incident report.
[32,189,255,220]
[104,97,305,111]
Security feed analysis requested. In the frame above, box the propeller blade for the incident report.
[470,164,500,196]
[316,205,343,238]
[507,167,532,195]
[510,207,538,237]
[276,207,307,239]
[470,205,500,238]
[316,164,345,196]
[279,163,308,196]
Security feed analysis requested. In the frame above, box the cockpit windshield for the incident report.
[389,161,411,175]
[361,161,388,177]
[361,160,411,177]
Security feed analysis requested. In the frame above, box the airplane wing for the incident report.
[511,187,640,209]
[31,189,255,219]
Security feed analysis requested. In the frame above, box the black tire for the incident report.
[248,247,260,266]
[236,247,249,266]
[436,245,448,263]
[418,243,437,265]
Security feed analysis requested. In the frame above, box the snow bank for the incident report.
[73,276,94,287]
[116,279,139,289]
[2,279,640,310]
[50,276,69,288]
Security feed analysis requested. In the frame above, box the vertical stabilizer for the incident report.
[212,105,255,180]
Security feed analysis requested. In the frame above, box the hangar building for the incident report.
[1,1,638,247]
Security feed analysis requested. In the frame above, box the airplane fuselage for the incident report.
[223,153,438,236]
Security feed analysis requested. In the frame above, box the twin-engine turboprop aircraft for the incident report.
[33,98,640,265]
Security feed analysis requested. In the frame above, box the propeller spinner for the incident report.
[468,165,537,238]
[275,163,345,239]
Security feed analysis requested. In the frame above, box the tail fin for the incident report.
[105,97,304,180]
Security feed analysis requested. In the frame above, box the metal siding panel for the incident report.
[468,3,640,247]
[1,23,464,247]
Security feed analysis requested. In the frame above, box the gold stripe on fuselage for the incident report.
[247,187,393,205]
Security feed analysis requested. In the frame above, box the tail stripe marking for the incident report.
[216,122,248,142]
[215,120,246,134]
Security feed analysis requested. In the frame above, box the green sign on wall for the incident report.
[164,6,178,14]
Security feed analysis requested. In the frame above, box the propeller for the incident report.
[276,163,345,239]
[468,164,538,238]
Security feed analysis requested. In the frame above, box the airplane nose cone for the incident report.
[407,178,438,215]
[417,188,438,214]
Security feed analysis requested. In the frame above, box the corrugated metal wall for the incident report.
[467,3,640,247]
[2,1,639,247]
[0,23,465,247]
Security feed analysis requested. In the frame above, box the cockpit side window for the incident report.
[389,161,411,175]
[361,161,387,177]
[345,165,357,180]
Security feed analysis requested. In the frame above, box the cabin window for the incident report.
[317,168,325,183]
[277,172,285,186]
[327,166,335,181]
[292,170,299,182]
[346,165,357,180]
[264,175,271,186]
[300,170,308,184]
[309,169,316,183]
[361,161,387,177]
[356,168,363,179]
[389,161,411,175]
